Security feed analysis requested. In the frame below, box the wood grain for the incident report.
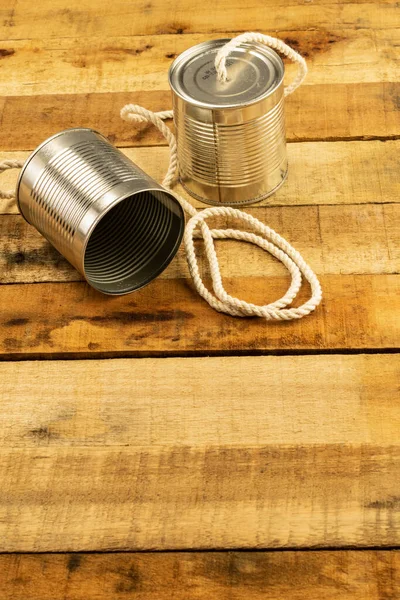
[1,444,400,551]
[1,203,399,284]
[1,354,399,551]
[1,140,399,216]
[0,29,399,97]
[0,81,398,152]
[1,0,399,41]
[1,354,399,447]
[0,0,399,578]
[0,274,399,358]
[1,551,399,599]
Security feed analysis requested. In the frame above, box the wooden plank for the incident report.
[0,275,399,358]
[1,0,399,41]
[1,354,399,551]
[1,354,399,447]
[0,29,399,97]
[0,443,400,550]
[1,203,399,284]
[1,140,399,216]
[1,551,399,599]
[0,82,398,152]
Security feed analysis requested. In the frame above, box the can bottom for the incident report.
[179,168,288,207]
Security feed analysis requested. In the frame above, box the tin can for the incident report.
[16,128,185,295]
[169,38,287,206]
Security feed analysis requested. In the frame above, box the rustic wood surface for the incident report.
[1,355,400,551]
[0,0,399,596]
[0,82,399,151]
[1,551,399,600]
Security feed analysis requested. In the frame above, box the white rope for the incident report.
[214,31,308,96]
[0,159,24,199]
[120,101,322,320]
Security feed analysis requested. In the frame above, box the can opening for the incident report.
[83,190,184,295]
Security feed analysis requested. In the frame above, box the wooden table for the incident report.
[0,1,399,597]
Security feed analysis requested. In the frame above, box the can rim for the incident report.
[168,38,285,110]
[15,127,107,220]
[80,185,185,295]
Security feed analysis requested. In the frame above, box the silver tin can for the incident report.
[16,128,184,295]
[169,39,287,206]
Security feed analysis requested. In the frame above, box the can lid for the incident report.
[169,39,284,109]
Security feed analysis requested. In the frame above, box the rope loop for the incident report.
[120,102,322,320]
[214,31,307,96]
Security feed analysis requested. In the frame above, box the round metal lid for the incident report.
[169,38,284,109]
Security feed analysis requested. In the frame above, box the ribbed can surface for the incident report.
[169,39,287,206]
[16,128,184,294]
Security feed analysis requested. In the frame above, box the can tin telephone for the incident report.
[8,33,321,321]
[16,128,185,295]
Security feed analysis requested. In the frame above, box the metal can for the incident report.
[169,38,287,206]
[16,128,185,295]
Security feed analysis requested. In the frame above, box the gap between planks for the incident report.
[1,348,400,364]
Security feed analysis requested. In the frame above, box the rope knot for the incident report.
[214,31,308,95]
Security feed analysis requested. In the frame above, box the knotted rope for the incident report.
[120,33,321,320]
[214,31,307,95]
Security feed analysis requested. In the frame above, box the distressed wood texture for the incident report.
[0,82,398,152]
[1,354,399,448]
[0,355,399,551]
[0,29,399,97]
[1,204,399,284]
[0,23,398,152]
[0,275,399,358]
[0,0,400,591]
[1,0,399,41]
[3,444,400,551]
[1,141,400,214]
[1,551,400,600]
